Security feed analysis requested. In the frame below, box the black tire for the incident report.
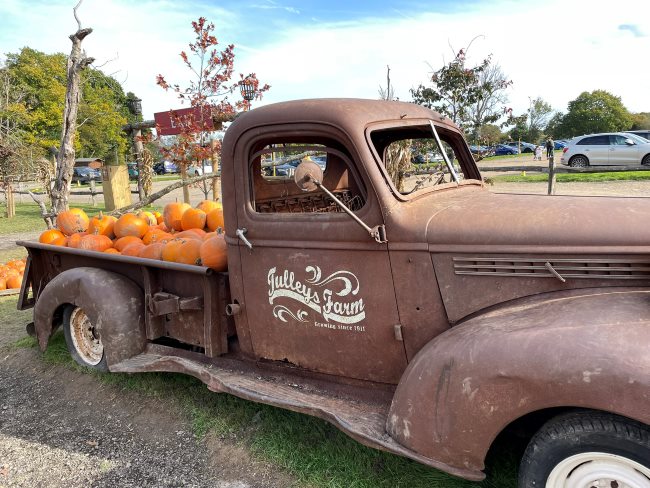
[642,154,650,166]
[569,155,589,168]
[519,410,650,487]
[62,305,108,371]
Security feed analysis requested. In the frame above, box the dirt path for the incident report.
[0,300,295,487]
[489,179,650,197]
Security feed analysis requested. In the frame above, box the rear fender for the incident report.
[34,267,146,367]
[388,287,650,473]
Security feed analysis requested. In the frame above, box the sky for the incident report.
[1,0,649,122]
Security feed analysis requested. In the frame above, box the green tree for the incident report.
[544,112,566,139]
[3,47,132,163]
[77,69,128,162]
[630,112,650,130]
[558,90,632,137]
[478,123,503,144]
[527,97,553,142]
[411,45,511,138]
[4,47,67,151]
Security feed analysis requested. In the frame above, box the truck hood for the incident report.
[393,187,650,252]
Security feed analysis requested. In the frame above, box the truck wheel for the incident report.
[62,305,108,371]
[518,411,650,487]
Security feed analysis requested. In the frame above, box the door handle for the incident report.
[236,228,253,250]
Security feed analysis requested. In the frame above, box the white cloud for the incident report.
[239,0,650,117]
[1,0,649,124]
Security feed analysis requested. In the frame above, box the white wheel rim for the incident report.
[547,452,650,488]
[70,307,103,366]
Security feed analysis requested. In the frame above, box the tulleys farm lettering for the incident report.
[267,266,365,325]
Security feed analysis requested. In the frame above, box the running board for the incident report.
[110,348,482,481]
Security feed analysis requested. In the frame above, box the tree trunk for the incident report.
[180,165,190,204]
[132,128,145,200]
[50,27,94,214]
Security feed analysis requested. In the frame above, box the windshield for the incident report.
[369,122,476,195]
[626,133,650,144]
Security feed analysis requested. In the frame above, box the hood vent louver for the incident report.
[453,257,650,280]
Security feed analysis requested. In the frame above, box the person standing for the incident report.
[545,137,554,160]
[534,145,543,161]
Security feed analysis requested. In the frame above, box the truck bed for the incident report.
[18,240,233,358]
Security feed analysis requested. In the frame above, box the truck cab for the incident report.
[21,99,650,487]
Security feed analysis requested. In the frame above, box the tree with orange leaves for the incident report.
[157,17,269,202]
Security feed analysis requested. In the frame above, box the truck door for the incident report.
[231,128,407,384]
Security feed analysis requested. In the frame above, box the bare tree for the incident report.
[467,63,511,142]
[378,65,409,191]
[50,0,94,214]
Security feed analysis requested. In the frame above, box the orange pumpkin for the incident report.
[114,213,149,239]
[163,202,191,232]
[153,211,163,224]
[174,229,206,240]
[203,232,216,241]
[39,229,65,245]
[200,231,228,271]
[138,242,165,260]
[121,241,146,257]
[67,232,87,249]
[162,238,186,262]
[180,208,207,231]
[196,200,221,214]
[143,228,173,245]
[6,275,22,289]
[0,277,6,291]
[56,209,89,236]
[51,235,68,247]
[114,236,143,252]
[176,239,202,266]
[104,248,121,254]
[79,234,113,252]
[206,207,225,232]
[88,211,117,239]
[137,211,158,226]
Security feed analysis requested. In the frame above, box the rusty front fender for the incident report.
[33,267,146,367]
[388,287,650,474]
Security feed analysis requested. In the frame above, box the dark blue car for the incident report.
[494,144,518,156]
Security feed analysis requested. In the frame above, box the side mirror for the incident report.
[294,159,323,192]
[625,138,636,146]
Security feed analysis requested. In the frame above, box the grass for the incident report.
[492,170,650,184]
[4,297,517,487]
[0,203,163,237]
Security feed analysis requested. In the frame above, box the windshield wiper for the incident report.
[429,121,459,183]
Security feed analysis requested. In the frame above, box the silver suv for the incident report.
[560,132,650,167]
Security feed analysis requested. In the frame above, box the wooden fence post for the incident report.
[6,185,16,218]
[547,155,556,195]
[89,179,96,206]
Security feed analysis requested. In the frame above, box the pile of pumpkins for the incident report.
[38,201,227,271]
[0,258,26,290]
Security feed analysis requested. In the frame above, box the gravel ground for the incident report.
[0,306,295,488]
[489,179,650,197]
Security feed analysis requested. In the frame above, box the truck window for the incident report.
[249,142,366,214]
[370,124,472,195]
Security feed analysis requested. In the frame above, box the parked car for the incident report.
[71,166,102,184]
[153,161,179,175]
[494,144,518,156]
[263,155,327,177]
[188,163,214,176]
[126,162,139,180]
[468,145,494,157]
[505,141,536,153]
[560,132,650,167]
[625,130,650,141]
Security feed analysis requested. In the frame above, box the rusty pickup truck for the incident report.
[18,99,650,487]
